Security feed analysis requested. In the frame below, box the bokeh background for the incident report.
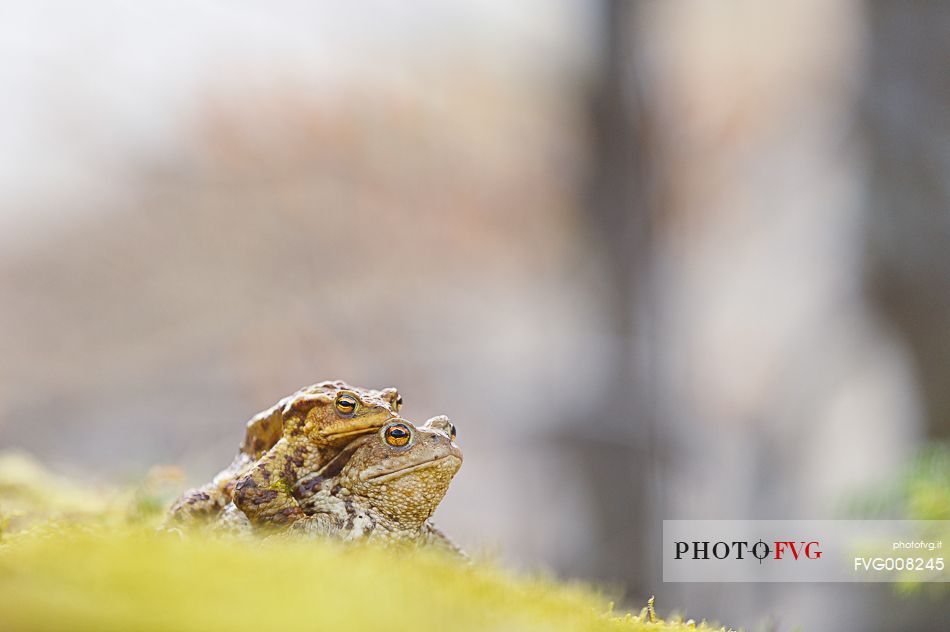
[1,2,947,630]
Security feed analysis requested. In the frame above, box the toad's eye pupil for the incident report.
[384,424,411,446]
[450,425,457,439]
[336,396,357,413]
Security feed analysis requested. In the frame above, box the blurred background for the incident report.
[1,1,947,630]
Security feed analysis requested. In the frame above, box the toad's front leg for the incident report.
[164,483,229,526]
[423,522,467,557]
[286,512,343,537]
[233,437,314,528]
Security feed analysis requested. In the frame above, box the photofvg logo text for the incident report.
[674,539,822,562]
[663,520,949,583]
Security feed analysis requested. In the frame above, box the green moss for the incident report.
[904,443,950,521]
[0,528,733,632]
[0,453,734,631]
[843,442,950,522]
[269,478,295,497]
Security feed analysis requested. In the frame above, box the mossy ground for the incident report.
[0,453,732,632]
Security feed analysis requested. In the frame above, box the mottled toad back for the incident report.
[167,381,402,527]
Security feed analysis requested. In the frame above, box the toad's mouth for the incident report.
[361,455,460,483]
[321,427,383,441]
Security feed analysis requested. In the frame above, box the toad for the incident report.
[290,415,463,553]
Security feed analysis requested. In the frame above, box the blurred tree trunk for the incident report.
[571,0,658,598]
[864,1,950,440]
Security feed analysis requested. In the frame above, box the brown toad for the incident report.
[290,415,463,552]
[167,380,403,527]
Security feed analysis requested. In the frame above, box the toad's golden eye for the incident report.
[383,422,412,448]
[448,423,457,441]
[392,394,403,412]
[335,394,358,416]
